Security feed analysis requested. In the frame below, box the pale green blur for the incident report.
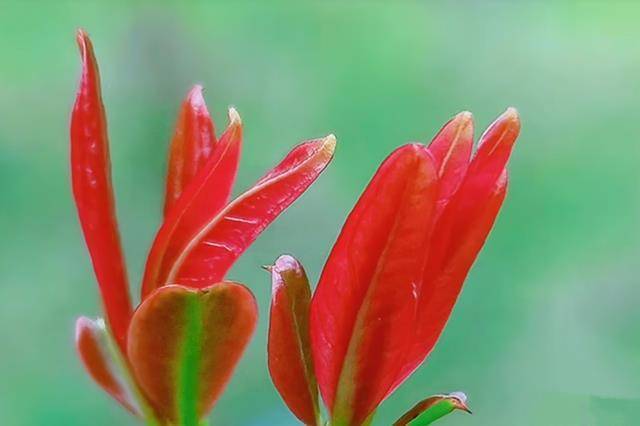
[0,1,638,425]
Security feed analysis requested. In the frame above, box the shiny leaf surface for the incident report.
[163,134,336,289]
[310,144,438,425]
[70,30,132,350]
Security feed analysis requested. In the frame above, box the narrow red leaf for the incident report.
[390,109,520,392]
[70,30,132,351]
[267,255,319,426]
[141,109,242,298]
[75,317,141,416]
[127,283,257,424]
[310,144,439,425]
[427,111,473,213]
[452,107,520,226]
[159,135,336,290]
[164,85,218,216]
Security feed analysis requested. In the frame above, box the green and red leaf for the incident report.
[164,85,218,217]
[393,392,471,426]
[127,283,257,424]
[71,30,132,351]
[310,144,439,425]
[267,255,319,425]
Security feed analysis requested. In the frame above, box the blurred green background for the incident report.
[1,1,638,425]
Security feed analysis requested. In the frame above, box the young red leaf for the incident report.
[310,144,439,425]
[142,109,242,298]
[164,85,218,216]
[451,107,520,226]
[146,134,336,293]
[427,111,474,213]
[266,255,320,426]
[71,30,132,351]
[127,283,257,424]
[390,109,520,393]
[75,317,142,417]
[393,392,471,426]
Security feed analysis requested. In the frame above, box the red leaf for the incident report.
[390,109,520,393]
[127,283,257,423]
[267,255,319,425]
[151,135,336,291]
[427,111,473,214]
[310,144,439,425]
[164,85,218,216]
[75,317,141,417]
[452,107,520,225]
[70,30,132,351]
[142,109,242,298]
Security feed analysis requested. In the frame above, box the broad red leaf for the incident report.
[267,255,319,426]
[71,30,132,351]
[310,144,439,425]
[142,110,242,298]
[164,85,218,216]
[127,283,257,424]
[161,135,336,289]
[390,109,520,393]
[75,317,142,417]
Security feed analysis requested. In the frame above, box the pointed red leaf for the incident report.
[427,111,473,213]
[127,283,257,423]
[452,107,520,224]
[390,109,520,392]
[142,109,242,298]
[164,85,218,216]
[310,144,439,425]
[71,30,132,351]
[75,317,142,417]
[156,135,336,290]
[267,255,319,425]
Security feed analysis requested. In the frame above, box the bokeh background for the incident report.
[1,1,639,425]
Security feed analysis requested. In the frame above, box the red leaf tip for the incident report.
[273,254,302,271]
[76,28,88,44]
[186,84,206,109]
[491,107,520,137]
[264,254,307,276]
[451,111,474,138]
[76,28,91,58]
[455,110,473,123]
[503,106,520,123]
[228,107,242,126]
[322,133,337,153]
